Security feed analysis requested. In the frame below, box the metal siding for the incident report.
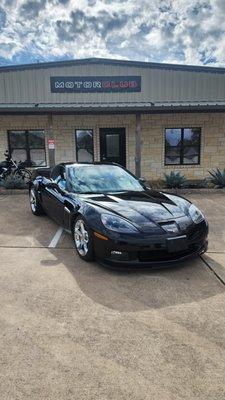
[20,70,32,103]
[0,72,6,101]
[1,62,225,104]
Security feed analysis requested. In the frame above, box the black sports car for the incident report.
[29,162,208,268]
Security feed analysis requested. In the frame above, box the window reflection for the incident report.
[165,129,181,147]
[165,128,201,165]
[68,164,144,193]
[75,130,94,163]
[183,146,199,164]
[8,130,46,167]
[106,134,120,157]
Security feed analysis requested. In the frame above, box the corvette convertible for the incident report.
[29,162,208,267]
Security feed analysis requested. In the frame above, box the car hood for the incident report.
[79,190,190,231]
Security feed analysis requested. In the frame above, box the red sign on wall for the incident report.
[48,139,55,149]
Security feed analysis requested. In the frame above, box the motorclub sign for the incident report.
[50,76,141,93]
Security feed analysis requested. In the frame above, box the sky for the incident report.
[0,0,224,67]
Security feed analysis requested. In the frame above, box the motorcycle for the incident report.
[0,150,31,183]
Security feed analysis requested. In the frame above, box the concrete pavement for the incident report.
[0,193,225,400]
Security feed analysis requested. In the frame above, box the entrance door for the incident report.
[99,128,126,167]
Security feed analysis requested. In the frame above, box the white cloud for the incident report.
[0,0,224,66]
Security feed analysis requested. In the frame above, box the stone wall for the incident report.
[0,112,224,181]
[52,114,136,172]
[141,113,225,180]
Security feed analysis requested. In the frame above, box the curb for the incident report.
[161,188,225,195]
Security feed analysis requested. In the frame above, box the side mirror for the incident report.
[139,178,146,184]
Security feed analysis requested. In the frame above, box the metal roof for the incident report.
[1,101,225,114]
[1,57,225,74]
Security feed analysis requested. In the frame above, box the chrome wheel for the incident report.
[74,219,89,256]
[30,189,37,212]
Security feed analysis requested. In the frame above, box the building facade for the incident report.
[0,58,225,181]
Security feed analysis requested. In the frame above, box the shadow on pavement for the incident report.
[41,244,225,312]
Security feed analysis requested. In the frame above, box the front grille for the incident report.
[186,222,207,242]
[138,244,199,262]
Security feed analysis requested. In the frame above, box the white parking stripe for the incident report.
[48,227,64,248]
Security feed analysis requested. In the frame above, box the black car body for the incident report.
[29,162,208,268]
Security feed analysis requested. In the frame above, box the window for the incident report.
[8,130,46,167]
[51,165,66,190]
[75,129,94,163]
[165,128,201,165]
[51,165,64,181]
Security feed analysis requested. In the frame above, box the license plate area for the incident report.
[166,235,188,253]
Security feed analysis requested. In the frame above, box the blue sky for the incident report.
[0,0,224,66]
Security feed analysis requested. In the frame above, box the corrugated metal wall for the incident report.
[0,62,225,104]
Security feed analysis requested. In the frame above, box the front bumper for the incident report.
[93,220,208,268]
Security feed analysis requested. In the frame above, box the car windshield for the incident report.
[68,164,144,194]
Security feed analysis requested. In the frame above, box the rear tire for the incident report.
[73,216,94,262]
[14,168,31,183]
[29,188,44,216]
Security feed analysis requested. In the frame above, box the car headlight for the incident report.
[101,214,139,233]
[189,204,205,224]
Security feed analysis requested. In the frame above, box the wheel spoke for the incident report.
[80,221,85,236]
[77,242,82,250]
[30,190,36,212]
[75,227,82,237]
[74,219,89,256]
[83,243,88,253]
[84,234,89,243]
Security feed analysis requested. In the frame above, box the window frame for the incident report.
[75,129,94,163]
[164,127,201,166]
[7,129,46,167]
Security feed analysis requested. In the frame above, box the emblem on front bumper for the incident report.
[162,223,179,234]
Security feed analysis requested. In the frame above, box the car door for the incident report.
[42,165,66,226]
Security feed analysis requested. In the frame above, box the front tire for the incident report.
[29,188,44,215]
[73,216,94,262]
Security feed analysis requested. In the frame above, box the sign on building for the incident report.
[50,76,141,93]
[48,139,55,149]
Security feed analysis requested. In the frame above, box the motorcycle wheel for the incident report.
[14,168,31,183]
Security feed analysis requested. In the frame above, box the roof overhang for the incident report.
[0,102,225,115]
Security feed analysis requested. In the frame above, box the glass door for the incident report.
[99,128,126,167]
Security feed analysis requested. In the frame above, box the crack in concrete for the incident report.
[201,255,225,287]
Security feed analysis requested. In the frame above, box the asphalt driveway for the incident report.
[1,192,225,400]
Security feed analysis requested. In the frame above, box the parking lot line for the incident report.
[48,227,64,248]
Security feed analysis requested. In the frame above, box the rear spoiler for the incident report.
[31,167,51,180]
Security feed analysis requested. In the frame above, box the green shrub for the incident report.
[208,168,225,188]
[164,171,187,189]
[0,174,28,189]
